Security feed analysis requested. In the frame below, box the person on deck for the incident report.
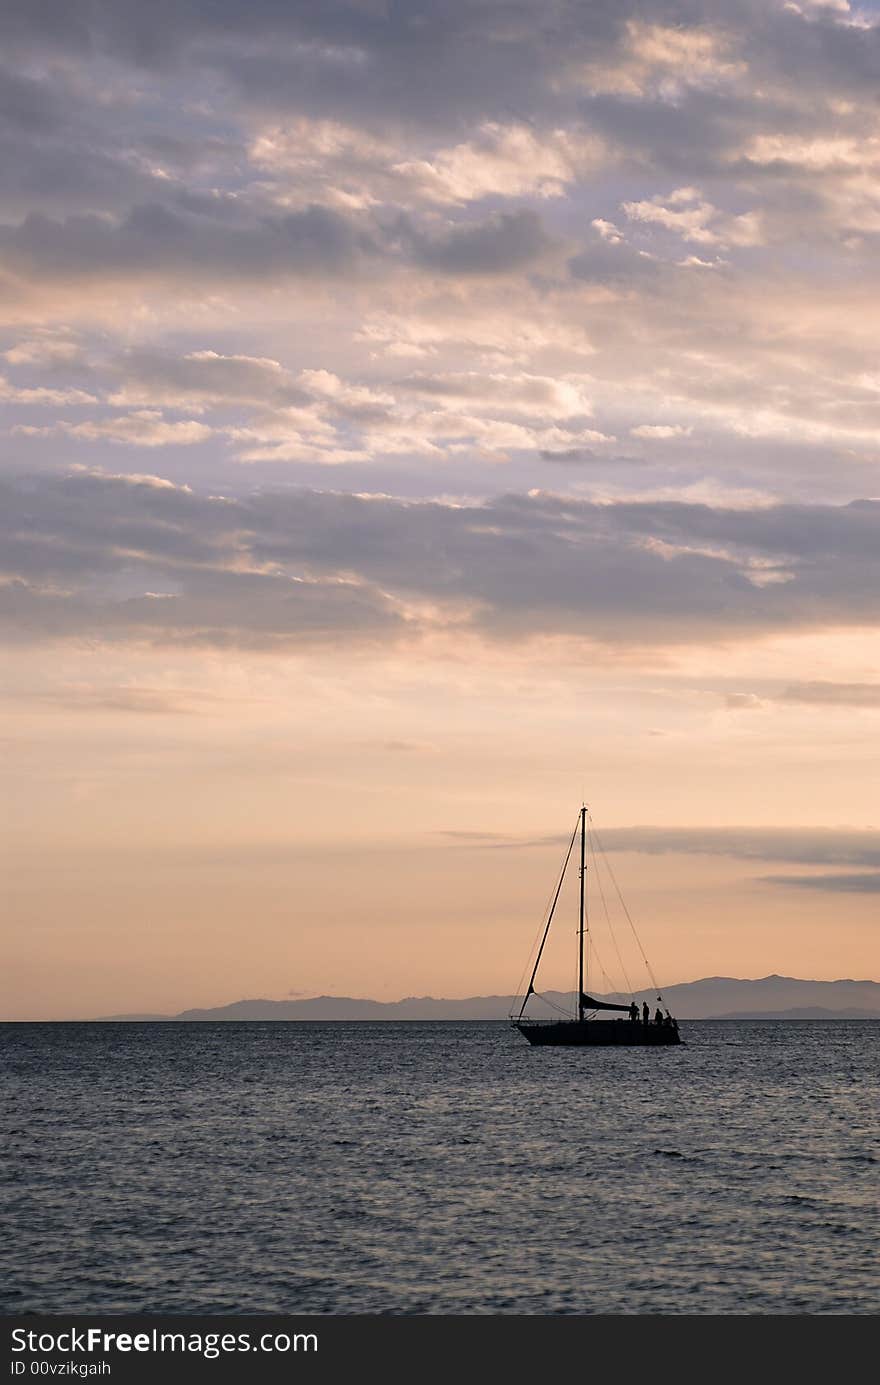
[654,1007,664,1025]
[629,1001,639,1022]
[642,1002,650,1025]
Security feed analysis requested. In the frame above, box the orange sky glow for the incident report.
[2,1,879,1017]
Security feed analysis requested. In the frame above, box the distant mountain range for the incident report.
[96,975,880,1021]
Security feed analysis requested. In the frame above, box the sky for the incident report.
[2,0,879,1019]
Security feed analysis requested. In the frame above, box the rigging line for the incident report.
[511,881,557,1004]
[511,831,574,1006]
[533,990,572,1018]
[511,925,547,1012]
[585,932,617,998]
[589,814,663,997]
[588,824,635,998]
[516,816,579,1019]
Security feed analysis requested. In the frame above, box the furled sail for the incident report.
[580,993,633,1013]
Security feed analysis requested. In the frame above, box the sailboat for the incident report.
[511,806,681,1046]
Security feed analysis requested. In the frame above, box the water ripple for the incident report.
[1,1020,877,1314]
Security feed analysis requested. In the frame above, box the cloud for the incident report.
[390,124,596,206]
[251,119,598,211]
[394,371,594,420]
[0,202,382,286]
[724,682,880,710]
[582,20,747,98]
[15,411,213,447]
[433,825,880,874]
[567,232,662,284]
[0,473,407,649]
[408,209,555,275]
[630,424,692,439]
[108,350,312,411]
[8,345,617,470]
[3,332,85,368]
[0,574,403,652]
[622,189,763,248]
[0,201,560,307]
[538,448,598,465]
[209,3,624,133]
[724,692,763,709]
[592,219,623,244]
[3,473,880,650]
[778,681,880,707]
[3,3,880,492]
[218,363,608,464]
[760,872,880,893]
[594,826,880,868]
[0,375,96,405]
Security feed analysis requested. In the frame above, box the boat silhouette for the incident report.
[511,806,681,1046]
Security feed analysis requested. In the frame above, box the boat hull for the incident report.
[514,1019,681,1046]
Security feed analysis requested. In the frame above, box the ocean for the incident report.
[2,1020,877,1315]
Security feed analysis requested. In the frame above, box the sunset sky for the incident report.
[2,0,879,1019]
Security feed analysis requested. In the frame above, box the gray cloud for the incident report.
[3,472,880,649]
[0,0,878,347]
[0,66,66,135]
[0,569,402,651]
[98,2,628,131]
[0,3,875,229]
[433,824,880,870]
[779,682,880,708]
[0,474,404,648]
[724,679,880,713]
[407,209,555,275]
[594,826,880,869]
[0,63,235,220]
[0,201,560,291]
[6,1,868,140]
[247,489,880,641]
[539,449,597,465]
[108,349,312,410]
[1,202,380,283]
[760,873,880,894]
[568,234,665,285]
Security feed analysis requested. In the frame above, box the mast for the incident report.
[578,805,586,1022]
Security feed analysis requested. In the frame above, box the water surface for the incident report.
[2,1021,877,1314]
